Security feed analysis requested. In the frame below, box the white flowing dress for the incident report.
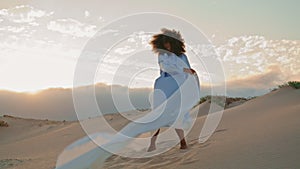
[154,53,195,129]
[55,53,200,169]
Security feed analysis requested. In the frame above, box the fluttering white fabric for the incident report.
[154,53,194,129]
[55,53,200,169]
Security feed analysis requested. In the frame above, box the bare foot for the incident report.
[147,129,160,152]
[180,140,188,149]
[180,144,188,149]
[147,145,156,152]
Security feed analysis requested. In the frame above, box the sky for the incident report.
[0,0,299,94]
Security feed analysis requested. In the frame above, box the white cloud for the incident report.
[228,65,285,88]
[84,10,90,17]
[0,5,53,23]
[133,31,152,47]
[114,45,135,55]
[216,35,300,80]
[0,26,25,33]
[227,37,239,47]
[0,5,54,39]
[235,55,248,64]
[47,18,97,38]
[127,37,136,43]
[98,16,105,22]
[28,22,39,26]
[0,8,8,15]
[94,29,118,37]
[276,56,291,64]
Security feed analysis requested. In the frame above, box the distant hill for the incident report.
[0,83,152,121]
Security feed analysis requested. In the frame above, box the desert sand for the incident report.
[0,87,299,169]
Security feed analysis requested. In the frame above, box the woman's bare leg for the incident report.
[175,129,188,149]
[147,129,160,152]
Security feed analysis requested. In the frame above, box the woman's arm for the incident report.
[181,54,196,75]
[158,53,196,75]
[181,53,191,68]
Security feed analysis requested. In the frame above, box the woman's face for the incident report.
[163,42,171,51]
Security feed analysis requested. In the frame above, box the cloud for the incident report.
[215,35,300,80]
[47,18,97,38]
[114,45,135,55]
[0,5,101,39]
[224,65,287,96]
[84,10,90,17]
[0,5,53,23]
[228,65,284,88]
[0,5,53,38]
[0,25,25,33]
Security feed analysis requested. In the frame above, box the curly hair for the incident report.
[150,28,186,56]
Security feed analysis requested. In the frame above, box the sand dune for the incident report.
[0,87,299,169]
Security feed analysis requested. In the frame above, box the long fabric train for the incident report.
[55,53,200,169]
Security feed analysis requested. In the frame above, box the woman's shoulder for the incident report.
[158,53,177,60]
[158,53,168,58]
[179,53,189,62]
[179,53,187,58]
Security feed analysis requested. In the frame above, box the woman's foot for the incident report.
[180,139,188,149]
[175,129,188,149]
[147,129,160,152]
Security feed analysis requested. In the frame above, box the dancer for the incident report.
[55,28,200,169]
[147,28,197,152]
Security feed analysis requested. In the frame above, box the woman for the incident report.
[147,28,197,151]
[55,29,200,169]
